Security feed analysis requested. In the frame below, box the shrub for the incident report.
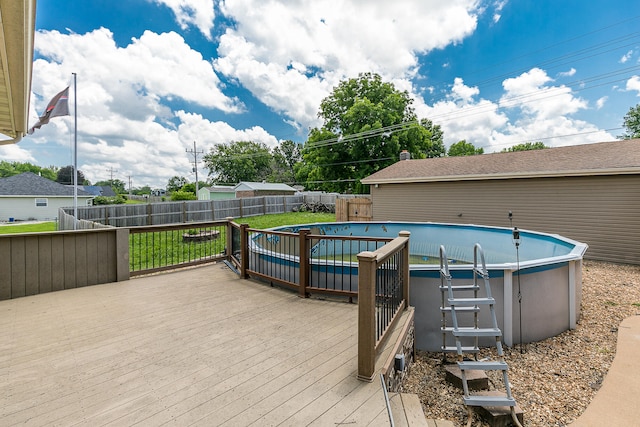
[93,195,126,205]
[170,191,197,201]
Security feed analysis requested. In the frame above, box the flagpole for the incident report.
[73,73,78,230]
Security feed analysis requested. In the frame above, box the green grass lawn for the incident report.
[240,212,335,229]
[0,222,57,234]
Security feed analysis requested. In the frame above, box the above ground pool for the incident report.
[258,221,588,351]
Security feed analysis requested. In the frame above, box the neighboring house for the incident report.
[0,172,94,221]
[198,185,235,200]
[361,139,640,265]
[74,185,117,197]
[234,182,297,198]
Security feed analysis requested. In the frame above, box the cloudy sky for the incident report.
[2,0,639,189]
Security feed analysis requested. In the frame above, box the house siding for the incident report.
[0,196,93,222]
[371,174,640,264]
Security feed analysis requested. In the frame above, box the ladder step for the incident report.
[463,395,516,407]
[439,284,479,291]
[440,306,480,313]
[453,327,502,337]
[458,361,508,371]
[441,346,479,353]
[448,297,494,305]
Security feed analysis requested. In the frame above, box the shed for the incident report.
[234,182,297,198]
[198,185,235,200]
[0,172,94,221]
[361,139,640,265]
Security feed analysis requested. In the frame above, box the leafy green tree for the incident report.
[56,165,88,185]
[300,72,445,193]
[622,104,640,139]
[181,183,197,194]
[167,176,188,193]
[270,140,301,184]
[203,140,272,185]
[448,140,484,156]
[501,141,547,152]
[94,179,126,194]
[0,161,57,180]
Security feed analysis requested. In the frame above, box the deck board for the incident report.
[0,263,405,426]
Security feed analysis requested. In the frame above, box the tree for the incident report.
[270,140,301,184]
[95,179,126,194]
[166,176,188,193]
[622,104,640,139]
[0,161,57,180]
[501,141,547,152]
[299,72,445,193]
[56,165,88,185]
[448,140,484,156]
[203,140,272,185]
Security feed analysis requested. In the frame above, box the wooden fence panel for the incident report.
[25,236,39,296]
[0,239,10,299]
[62,194,322,229]
[51,234,65,292]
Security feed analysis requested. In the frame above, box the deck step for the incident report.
[464,395,516,407]
[441,345,479,353]
[440,306,480,313]
[439,284,479,291]
[448,297,495,305]
[390,393,430,427]
[458,361,508,371]
[452,327,502,337]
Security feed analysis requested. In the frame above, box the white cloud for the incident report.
[28,28,248,187]
[0,144,37,163]
[215,0,481,129]
[626,75,640,95]
[620,50,634,64]
[492,0,508,23]
[151,0,215,40]
[413,68,613,152]
[596,96,607,109]
[557,68,576,78]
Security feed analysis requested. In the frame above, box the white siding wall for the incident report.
[0,196,92,221]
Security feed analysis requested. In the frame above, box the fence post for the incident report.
[240,223,249,279]
[298,228,310,298]
[399,231,411,307]
[357,250,378,382]
[147,203,152,225]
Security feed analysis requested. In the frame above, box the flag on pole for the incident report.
[28,86,70,134]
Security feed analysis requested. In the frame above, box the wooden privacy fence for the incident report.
[59,195,305,229]
[336,197,372,222]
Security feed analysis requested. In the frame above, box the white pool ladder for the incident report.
[439,244,522,427]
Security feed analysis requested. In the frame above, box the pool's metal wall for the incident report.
[370,175,640,265]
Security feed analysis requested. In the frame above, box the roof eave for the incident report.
[362,167,640,185]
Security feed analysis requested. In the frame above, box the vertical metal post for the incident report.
[298,228,310,298]
[399,231,410,307]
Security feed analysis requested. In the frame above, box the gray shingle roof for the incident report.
[233,182,297,192]
[0,172,93,196]
[362,139,640,184]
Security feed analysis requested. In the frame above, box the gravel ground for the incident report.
[403,260,640,427]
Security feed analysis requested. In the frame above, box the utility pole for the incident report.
[106,166,118,187]
[186,141,204,198]
[128,175,133,198]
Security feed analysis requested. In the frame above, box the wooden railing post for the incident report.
[399,231,411,307]
[357,250,378,382]
[298,228,310,298]
[240,223,249,279]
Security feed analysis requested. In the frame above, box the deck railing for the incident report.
[129,221,228,276]
[231,222,392,299]
[357,231,410,381]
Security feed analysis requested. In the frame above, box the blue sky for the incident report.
[2,0,639,188]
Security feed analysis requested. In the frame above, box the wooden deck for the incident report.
[0,262,417,426]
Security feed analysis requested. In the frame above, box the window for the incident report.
[35,198,48,207]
